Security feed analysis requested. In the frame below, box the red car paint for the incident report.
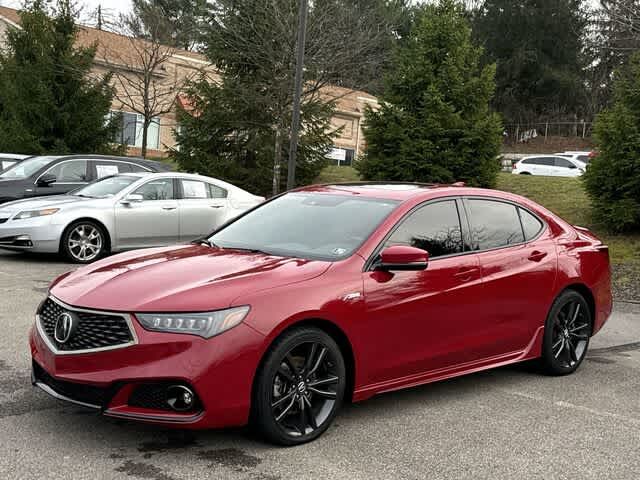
[30,184,612,428]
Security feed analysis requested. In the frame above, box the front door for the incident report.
[32,159,89,197]
[115,178,180,249]
[361,199,485,386]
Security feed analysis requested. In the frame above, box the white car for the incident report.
[0,172,265,263]
[512,155,585,177]
[0,153,30,172]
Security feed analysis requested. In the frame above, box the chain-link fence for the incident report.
[503,122,593,145]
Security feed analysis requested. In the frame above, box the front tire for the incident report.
[540,290,592,376]
[252,327,346,446]
[61,220,108,264]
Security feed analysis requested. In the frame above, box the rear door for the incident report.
[177,179,228,241]
[464,198,557,357]
[115,177,180,248]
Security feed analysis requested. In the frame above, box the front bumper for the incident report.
[0,218,63,253]
[30,309,266,429]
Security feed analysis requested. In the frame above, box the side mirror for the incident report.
[121,193,144,206]
[376,246,429,272]
[37,173,57,186]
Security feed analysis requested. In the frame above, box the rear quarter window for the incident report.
[519,208,544,241]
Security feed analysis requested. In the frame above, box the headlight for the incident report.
[13,208,60,220]
[136,306,250,338]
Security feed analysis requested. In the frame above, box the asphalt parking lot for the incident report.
[0,250,639,480]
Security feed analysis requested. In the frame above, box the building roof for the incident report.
[0,6,377,114]
[0,6,209,70]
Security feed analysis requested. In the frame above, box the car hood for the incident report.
[0,195,88,213]
[50,244,332,312]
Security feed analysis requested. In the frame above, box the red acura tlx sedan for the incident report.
[30,183,612,445]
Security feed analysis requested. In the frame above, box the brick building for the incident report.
[0,6,378,162]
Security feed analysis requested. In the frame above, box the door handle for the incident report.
[209,205,223,209]
[454,267,479,281]
[528,251,547,262]
[162,206,177,211]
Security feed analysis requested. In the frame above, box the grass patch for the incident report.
[496,173,640,267]
[315,165,360,183]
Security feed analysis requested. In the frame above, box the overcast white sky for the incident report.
[0,0,603,19]
[1,0,132,19]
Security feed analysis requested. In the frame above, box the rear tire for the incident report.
[252,327,346,446]
[539,290,592,376]
[60,220,108,264]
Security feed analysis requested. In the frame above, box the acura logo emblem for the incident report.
[54,312,77,344]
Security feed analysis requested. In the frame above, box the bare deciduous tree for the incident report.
[106,17,199,157]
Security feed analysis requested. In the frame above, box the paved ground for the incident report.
[0,251,638,480]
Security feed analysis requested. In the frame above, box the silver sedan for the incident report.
[0,172,265,263]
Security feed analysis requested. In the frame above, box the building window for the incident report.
[109,111,161,150]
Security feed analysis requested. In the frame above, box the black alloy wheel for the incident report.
[253,327,346,446]
[541,290,592,375]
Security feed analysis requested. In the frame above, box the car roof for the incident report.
[0,153,30,159]
[47,155,173,172]
[295,182,475,202]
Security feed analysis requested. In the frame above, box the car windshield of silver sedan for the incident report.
[0,156,58,179]
[71,175,139,198]
[208,192,400,260]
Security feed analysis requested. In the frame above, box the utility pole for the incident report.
[97,4,103,30]
[286,0,309,191]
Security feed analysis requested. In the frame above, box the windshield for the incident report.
[209,193,400,261]
[0,156,58,179]
[71,175,139,198]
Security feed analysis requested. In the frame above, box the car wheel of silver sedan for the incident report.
[61,221,108,264]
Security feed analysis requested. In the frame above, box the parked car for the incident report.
[0,153,30,172]
[0,172,264,262]
[30,183,612,445]
[0,154,172,204]
[512,155,585,177]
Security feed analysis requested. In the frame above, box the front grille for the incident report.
[38,297,134,352]
[33,361,112,407]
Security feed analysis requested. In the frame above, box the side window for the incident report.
[94,160,130,178]
[128,164,150,173]
[384,200,464,258]
[181,180,209,199]
[555,157,576,169]
[133,178,174,201]
[537,157,555,166]
[46,160,88,183]
[468,199,525,250]
[519,208,544,241]
[208,183,228,199]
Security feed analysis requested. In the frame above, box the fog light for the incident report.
[166,385,196,412]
